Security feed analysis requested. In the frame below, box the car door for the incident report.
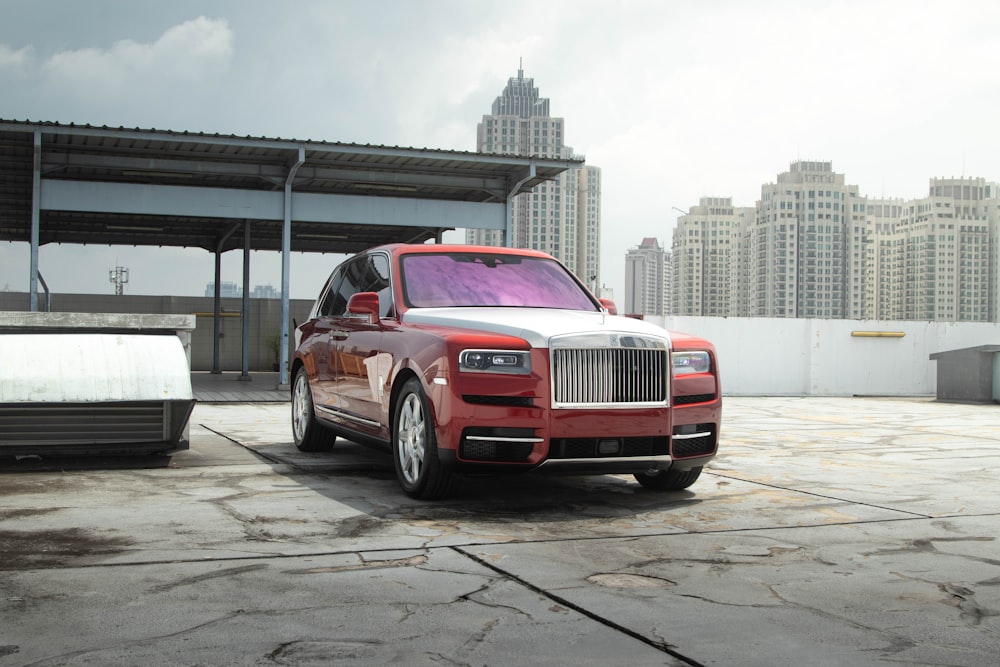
[301,266,351,414]
[331,253,392,435]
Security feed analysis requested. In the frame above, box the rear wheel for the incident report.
[291,367,336,452]
[633,466,702,491]
[392,378,459,499]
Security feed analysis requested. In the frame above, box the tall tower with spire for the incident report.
[468,65,602,291]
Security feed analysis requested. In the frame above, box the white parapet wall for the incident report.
[647,316,1000,397]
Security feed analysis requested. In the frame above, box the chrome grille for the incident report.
[552,344,669,406]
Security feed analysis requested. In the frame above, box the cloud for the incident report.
[40,17,233,100]
[0,43,34,77]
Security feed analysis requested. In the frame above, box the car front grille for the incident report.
[552,347,668,406]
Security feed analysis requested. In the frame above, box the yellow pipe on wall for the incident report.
[851,331,905,338]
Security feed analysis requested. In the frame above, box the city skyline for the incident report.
[626,161,1000,322]
[3,1,1000,303]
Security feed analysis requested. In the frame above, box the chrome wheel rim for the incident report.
[292,372,311,441]
[397,392,425,485]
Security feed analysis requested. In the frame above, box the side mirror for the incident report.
[598,298,618,316]
[347,292,380,322]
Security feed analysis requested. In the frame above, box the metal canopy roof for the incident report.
[0,119,581,254]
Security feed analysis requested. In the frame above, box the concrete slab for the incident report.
[1,396,998,665]
[460,515,1000,666]
[191,372,289,403]
[2,548,686,666]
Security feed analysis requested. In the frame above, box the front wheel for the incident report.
[291,367,336,452]
[633,466,702,491]
[392,378,459,499]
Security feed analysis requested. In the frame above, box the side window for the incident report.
[364,254,393,318]
[330,258,366,317]
[318,258,364,317]
[317,269,344,317]
[319,255,392,319]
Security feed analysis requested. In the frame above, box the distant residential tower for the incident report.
[663,161,1000,322]
[624,237,668,316]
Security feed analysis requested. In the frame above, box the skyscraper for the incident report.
[888,178,995,321]
[467,65,601,289]
[661,161,1000,322]
[750,161,865,318]
[868,197,906,320]
[624,237,668,316]
[671,197,752,316]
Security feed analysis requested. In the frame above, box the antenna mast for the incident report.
[109,266,129,295]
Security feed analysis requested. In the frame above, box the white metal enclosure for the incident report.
[0,313,196,455]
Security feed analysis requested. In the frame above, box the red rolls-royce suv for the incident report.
[291,244,721,499]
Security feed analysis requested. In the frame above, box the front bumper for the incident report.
[436,401,719,475]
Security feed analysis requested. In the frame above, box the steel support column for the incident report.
[211,222,241,374]
[212,252,222,373]
[279,148,305,388]
[503,162,536,247]
[29,130,41,312]
[239,220,251,380]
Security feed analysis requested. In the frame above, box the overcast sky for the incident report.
[3,0,999,301]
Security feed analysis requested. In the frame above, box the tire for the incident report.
[633,466,702,491]
[392,378,460,499]
[291,367,336,452]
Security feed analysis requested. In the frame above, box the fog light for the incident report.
[598,439,621,455]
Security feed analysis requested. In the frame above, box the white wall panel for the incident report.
[652,316,1000,397]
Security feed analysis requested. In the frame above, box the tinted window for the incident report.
[400,253,596,310]
[320,255,393,318]
[362,254,393,317]
[323,258,366,317]
[317,268,345,317]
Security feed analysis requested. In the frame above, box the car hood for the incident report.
[401,307,673,348]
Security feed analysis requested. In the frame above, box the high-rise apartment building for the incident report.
[750,162,865,318]
[659,161,1000,322]
[467,66,601,289]
[671,197,752,316]
[624,237,667,316]
[884,178,996,321]
[867,198,906,320]
[204,281,241,298]
[983,190,1000,319]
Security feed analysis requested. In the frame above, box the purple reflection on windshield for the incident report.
[401,253,597,310]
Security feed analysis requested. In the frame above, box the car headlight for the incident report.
[459,349,531,374]
[672,351,711,375]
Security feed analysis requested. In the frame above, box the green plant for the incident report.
[265,333,281,364]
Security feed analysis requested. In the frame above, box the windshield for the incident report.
[400,253,598,310]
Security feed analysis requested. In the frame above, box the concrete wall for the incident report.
[4,290,999,395]
[0,292,313,372]
[653,316,1000,396]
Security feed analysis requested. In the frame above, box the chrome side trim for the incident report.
[465,435,545,443]
[316,405,380,429]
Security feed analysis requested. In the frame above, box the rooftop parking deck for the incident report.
[1,395,998,665]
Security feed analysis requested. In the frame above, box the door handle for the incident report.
[330,330,349,341]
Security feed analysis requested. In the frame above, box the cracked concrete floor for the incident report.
[1,396,999,666]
